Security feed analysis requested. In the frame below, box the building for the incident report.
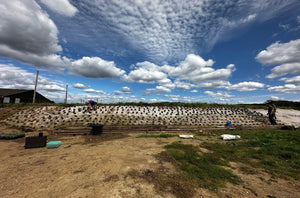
[0,88,54,103]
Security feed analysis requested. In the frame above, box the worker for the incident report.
[266,102,277,125]
[87,100,97,113]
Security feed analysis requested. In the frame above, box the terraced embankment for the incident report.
[1,105,271,131]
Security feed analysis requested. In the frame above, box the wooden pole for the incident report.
[64,84,68,104]
[32,70,39,103]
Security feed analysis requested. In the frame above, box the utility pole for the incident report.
[32,70,39,103]
[64,84,68,104]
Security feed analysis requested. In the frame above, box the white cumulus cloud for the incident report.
[196,81,232,89]
[41,84,65,92]
[167,54,215,76]
[69,57,125,78]
[123,54,235,90]
[73,83,88,89]
[205,91,233,98]
[280,76,300,84]
[228,81,265,91]
[270,96,281,100]
[165,55,235,87]
[174,80,195,90]
[256,39,300,78]
[113,86,133,95]
[122,61,167,83]
[40,0,78,17]
[0,0,68,71]
[267,63,300,78]
[122,86,132,94]
[0,0,125,79]
[113,90,122,95]
[144,86,172,95]
[84,88,106,94]
[268,84,300,93]
[0,63,65,92]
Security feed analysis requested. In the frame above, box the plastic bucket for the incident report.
[90,124,103,135]
[226,122,232,126]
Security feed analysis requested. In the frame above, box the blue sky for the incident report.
[0,0,300,103]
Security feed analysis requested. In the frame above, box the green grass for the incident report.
[157,141,241,190]
[154,129,300,192]
[0,133,25,139]
[202,129,300,179]
[137,134,177,138]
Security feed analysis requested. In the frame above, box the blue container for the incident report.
[226,122,232,126]
[47,141,61,149]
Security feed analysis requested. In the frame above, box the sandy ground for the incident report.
[251,108,300,126]
[0,131,299,198]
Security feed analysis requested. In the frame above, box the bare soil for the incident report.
[0,124,299,198]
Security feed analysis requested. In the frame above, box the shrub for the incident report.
[0,133,25,140]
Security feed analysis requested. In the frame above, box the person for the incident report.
[87,100,97,113]
[266,102,277,125]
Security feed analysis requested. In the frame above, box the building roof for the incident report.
[0,88,32,97]
[0,88,54,103]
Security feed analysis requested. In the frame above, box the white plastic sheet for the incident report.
[220,134,240,140]
[179,135,194,139]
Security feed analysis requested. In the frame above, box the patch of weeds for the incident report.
[202,129,300,180]
[239,166,257,175]
[157,141,241,191]
[103,175,119,182]
[259,176,265,181]
[127,169,197,198]
[267,176,278,184]
[0,133,25,139]
[137,134,177,138]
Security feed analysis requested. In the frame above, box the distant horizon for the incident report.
[2,86,299,106]
[1,0,300,104]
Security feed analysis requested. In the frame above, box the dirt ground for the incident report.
[0,126,299,198]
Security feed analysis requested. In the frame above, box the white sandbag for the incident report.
[220,134,240,140]
[179,135,194,139]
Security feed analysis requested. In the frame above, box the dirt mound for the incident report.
[1,105,271,130]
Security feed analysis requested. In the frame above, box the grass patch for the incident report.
[157,141,241,191]
[202,129,300,179]
[151,129,300,194]
[137,134,177,138]
[0,133,25,139]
